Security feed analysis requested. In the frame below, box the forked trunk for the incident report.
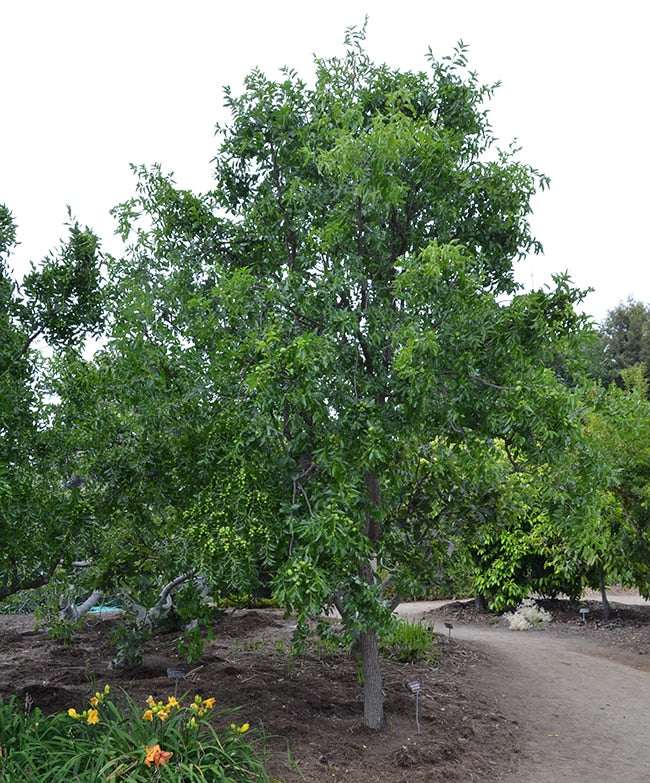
[359,627,385,730]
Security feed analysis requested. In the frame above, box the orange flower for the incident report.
[144,744,173,768]
[87,709,99,725]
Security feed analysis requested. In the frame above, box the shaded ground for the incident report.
[1,594,649,781]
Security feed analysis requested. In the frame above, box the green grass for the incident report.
[380,619,440,664]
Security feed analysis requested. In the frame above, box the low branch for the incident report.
[122,572,193,628]
[0,572,51,602]
[60,588,102,622]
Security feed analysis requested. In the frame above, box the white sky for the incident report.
[2,0,647,323]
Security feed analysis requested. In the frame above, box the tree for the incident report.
[598,298,650,390]
[201,30,589,728]
[0,205,103,601]
[47,26,590,729]
[466,439,589,611]
[571,368,650,615]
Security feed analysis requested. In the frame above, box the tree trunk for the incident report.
[359,627,385,730]
[475,593,489,612]
[599,563,611,621]
[359,471,385,729]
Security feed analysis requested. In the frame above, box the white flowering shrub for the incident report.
[504,598,552,630]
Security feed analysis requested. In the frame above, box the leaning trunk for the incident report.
[359,627,385,730]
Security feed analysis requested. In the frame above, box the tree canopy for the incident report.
[75,27,591,728]
[1,27,623,731]
[598,298,650,390]
[0,205,103,601]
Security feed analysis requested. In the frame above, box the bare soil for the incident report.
[1,593,649,782]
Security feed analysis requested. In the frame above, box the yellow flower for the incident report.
[89,696,100,707]
[103,684,110,695]
[166,696,180,709]
[87,709,99,725]
[156,709,169,722]
[146,695,156,707]
[67,708,80,719]
[202,697,216,710]
[231,722,250,733]
[142,709,154,722]
[144,744,173,768]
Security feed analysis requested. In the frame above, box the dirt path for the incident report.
[398,597,650,782]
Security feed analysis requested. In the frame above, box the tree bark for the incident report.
[475,593,489,612]
[359,627,385,730]
[599,563,611,621]
[358,471,385,729]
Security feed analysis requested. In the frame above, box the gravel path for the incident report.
[398,597,650,782]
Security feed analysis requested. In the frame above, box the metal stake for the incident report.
[167,668,186,697]
[408,681,421,735]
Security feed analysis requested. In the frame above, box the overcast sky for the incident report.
[2,1,647,322]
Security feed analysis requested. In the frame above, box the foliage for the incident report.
[1,26,597,731]
[598,298,650,391]
[20,209,104,347]
[572,369,650,596]
[0,686,273,782]
[380,619,440,664]
[0,205,104,602]
[34,25,594,731]
[462,417,610,612]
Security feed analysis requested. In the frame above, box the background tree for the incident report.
[596,298,650,390]
[0,204,103,601]
[569,368,650,616]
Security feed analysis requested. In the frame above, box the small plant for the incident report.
[109,615,152,667]
[0,686,274,781]
[504,598,552,630]
[381,620,440,664]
